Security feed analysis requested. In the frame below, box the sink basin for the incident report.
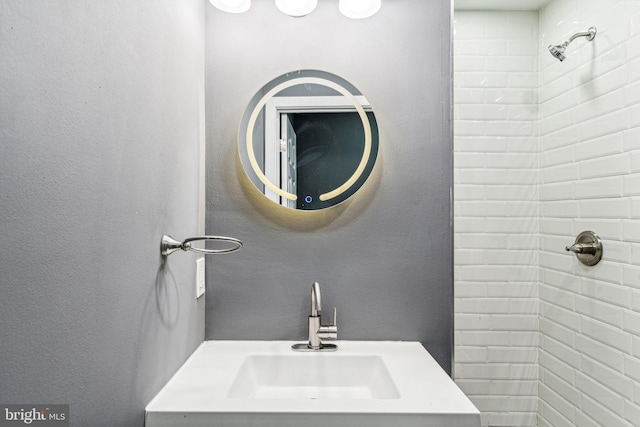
[227,354,400,399]
[145,341,480,427]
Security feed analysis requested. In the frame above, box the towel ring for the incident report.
[161,234,243,256]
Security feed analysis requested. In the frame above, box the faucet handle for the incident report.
[318,307,338,340]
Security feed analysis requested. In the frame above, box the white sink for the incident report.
[145,341,480,427]
[227,354,400,399]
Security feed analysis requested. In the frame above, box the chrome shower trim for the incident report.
[568,26,597,43]
[565,231,603,266]
[547,26,597,61]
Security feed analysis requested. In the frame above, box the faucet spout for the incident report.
[292,282,338,352]
[311,282,322,316]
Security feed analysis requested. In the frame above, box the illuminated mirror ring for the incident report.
[246,77,372,203]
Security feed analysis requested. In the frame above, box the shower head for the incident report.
[548,43,567,61]
[548,26,597,62]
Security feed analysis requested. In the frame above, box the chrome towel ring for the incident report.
[161,234,243,256]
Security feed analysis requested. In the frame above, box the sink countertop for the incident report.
[145,340,481,427]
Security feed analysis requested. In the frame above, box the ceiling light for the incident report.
[275,0,318,17]
[339,0,381,19]
[209,0,251,13]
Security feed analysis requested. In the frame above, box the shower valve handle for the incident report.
[565,243,595,254]
[565,231,603,266]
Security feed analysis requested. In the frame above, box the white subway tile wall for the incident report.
[455,1,640,426]
[454,11,540,427]
[538,0,640,426]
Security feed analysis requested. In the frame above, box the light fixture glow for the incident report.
[339,0,381,19]
[209,0,251,14]
[246,77,372,202]
[275,0,317,17]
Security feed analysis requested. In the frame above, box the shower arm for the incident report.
[566,27,597,44]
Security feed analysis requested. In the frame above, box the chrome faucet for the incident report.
[292,282,338,352]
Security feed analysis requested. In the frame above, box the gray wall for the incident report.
[0,1,205,425]
[205,0,453,371]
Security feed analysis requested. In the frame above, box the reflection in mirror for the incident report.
[238,70,379,210]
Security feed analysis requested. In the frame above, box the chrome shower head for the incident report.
[548,44,567,61]
[547,26,597,62]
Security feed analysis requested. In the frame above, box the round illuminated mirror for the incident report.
[238,70,379,210]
